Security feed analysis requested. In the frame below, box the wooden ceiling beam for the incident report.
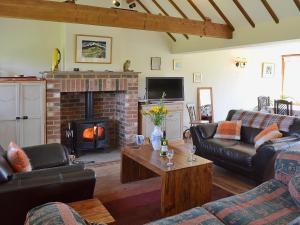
[152,0,189,39]
[168,0,188,19]
[261,0,279,23]
[186,0,207,21]
[208,0,235,31]
[167,0,191,39]
[294,0,300,12]
[136,0,176,42]
[0,0,232,38]
[233,0,255,28]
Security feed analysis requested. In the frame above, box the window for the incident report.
[282,54,300,103]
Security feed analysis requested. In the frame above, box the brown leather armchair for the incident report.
[0,143,96,225]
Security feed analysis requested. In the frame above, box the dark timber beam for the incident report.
[186,0,207,21]
[261,0,279,23]
[294,0,300,12]
[152,0,189,39]
[208,0,235,31]
[0,0,232,38]
[233,0,255,28]
[136,0,176,42]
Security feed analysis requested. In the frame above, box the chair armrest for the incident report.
[23,143,70,170]
[191,123,218,140]
[12,164,85,180]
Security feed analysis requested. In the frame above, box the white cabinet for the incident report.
[139,102,184,141]
[0,81,46,148]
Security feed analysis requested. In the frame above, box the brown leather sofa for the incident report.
[0,143,96,225]
[191,110,300,183]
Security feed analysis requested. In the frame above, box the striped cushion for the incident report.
[275,150,300,185]
[254,124,283,149]
[289,175,300,209]
[203,179,299,225]
[145,207,224,225]
[214,121,242,140]
[25,202,87,225]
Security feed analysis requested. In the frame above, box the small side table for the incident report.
[68,198,115,225]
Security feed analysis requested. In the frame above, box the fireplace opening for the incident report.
[69,92,109,155]
[83,126,104,141]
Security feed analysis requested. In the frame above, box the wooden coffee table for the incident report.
[68,198,115,225]
[121,143,212,217]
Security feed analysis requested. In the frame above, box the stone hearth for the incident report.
[46,71,139,147]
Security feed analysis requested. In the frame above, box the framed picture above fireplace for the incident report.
[75,34,112,64]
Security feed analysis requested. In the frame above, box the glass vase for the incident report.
[151,125,163,151]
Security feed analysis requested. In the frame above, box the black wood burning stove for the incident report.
[71,92,109,155]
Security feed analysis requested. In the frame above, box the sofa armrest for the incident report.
[12,164,85,180]
[252,139,300,182]
[23,143,70,170]
[191,123,218,140]
[274,150,300,185]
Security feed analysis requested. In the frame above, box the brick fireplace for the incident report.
[45,71,139,147]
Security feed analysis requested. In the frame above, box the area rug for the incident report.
[103,185,232,225]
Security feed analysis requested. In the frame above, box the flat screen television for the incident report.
[146,77,184,101]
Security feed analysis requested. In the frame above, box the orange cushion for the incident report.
[7,142,32,172]
[254,124,283,149]
[214,121,242,140]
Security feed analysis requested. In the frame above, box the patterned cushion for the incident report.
[214,121,242,140]
[289,175,300,209]
[203,179,299,225]
[25,202,87,225]
[7,141,32,172]
[145,207,224,225]
[254,123,283,149]
[275,150,300,185]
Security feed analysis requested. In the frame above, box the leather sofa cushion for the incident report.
[240,126,262,145]
[204,139,239,157]
[0,155,13,184]
[224,143,256,168]
[23,143,69,170]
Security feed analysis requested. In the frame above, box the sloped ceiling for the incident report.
[28,0,300,52]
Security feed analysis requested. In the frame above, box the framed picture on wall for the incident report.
[262,62,275,78]
[151,57,161,70]
[193,73,202,83]
[75,34,112,64]
[173,59,183,71]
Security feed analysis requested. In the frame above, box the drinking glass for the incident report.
[166,149,174,167]
[188,145,197,162]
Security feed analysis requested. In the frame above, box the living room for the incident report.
[0,0,300,225]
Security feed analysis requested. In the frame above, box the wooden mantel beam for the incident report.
[0,0,232,39]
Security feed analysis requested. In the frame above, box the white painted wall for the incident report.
[1,18,300,130]
[0,18,63,76]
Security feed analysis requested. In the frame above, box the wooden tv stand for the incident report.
[138,101,184,141]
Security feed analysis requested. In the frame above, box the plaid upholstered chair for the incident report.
[257,96,270,111]
[274,99,293,116]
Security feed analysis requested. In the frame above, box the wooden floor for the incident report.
[89,159,256,204]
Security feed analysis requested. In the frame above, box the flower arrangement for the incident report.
[143,93,168,126]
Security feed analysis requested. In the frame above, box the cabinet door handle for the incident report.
[16,116,21,120]
[22,116,28,120]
